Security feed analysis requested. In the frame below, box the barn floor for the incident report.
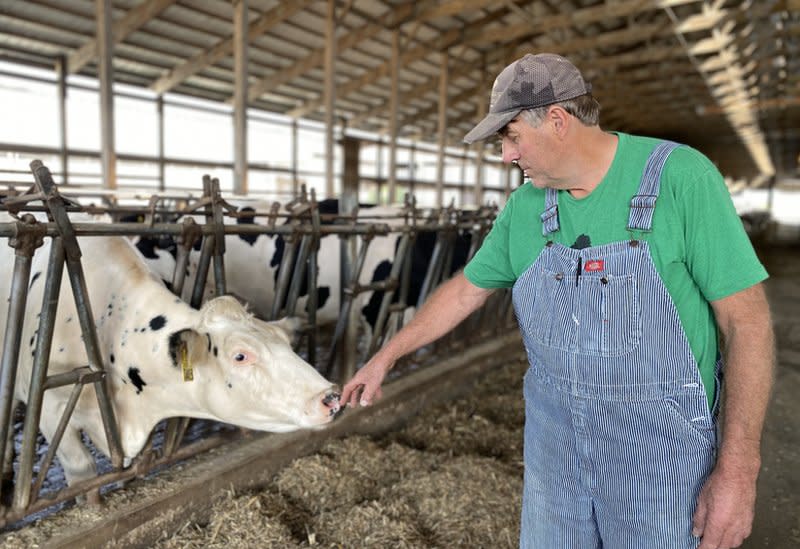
[0,243,798,548]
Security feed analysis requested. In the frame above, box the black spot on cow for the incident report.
[134,237,160,260]
[237,206,259,245]
[270,199,376,312]
[66,316,72,323]
[110,353,115,364]
[227,382,233,389]
[149,315,167,331]
[315,286,331,311]
[29,271,41,290]
[58,347,64,353]
[206,333,212,352]
[360,228,473,332]
[29,335,35,347]
[213,346,218,357]
[128,367,147,394]
[361,260,392,330]
[167,330,197,368]
[107,303,113,310]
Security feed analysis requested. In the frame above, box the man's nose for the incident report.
[501,141,518,165]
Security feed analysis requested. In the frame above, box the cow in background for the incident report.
[0,230,341,485]
[128,200,476,347]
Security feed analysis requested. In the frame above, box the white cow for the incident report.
[0,231,341,484]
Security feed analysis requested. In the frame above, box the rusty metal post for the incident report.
[0,215,45,506]
[29,160,123,469]
[14,236,66,509]
[190,176,216,309]
[209,178,227,297]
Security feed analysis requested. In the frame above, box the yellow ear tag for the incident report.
[180,342,194,382]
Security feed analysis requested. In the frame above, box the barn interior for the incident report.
[0,1,798,547]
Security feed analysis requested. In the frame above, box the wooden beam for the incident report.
[55,55,68,185]
[436,53,448,208]
[96,0,116,190]
[68,0,177,74]
[324,0,335,199]
[233,0,248,195]
[387,30,400,205]
[287,0,695,121]
[150,0,312,95]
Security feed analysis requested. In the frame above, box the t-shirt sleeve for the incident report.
[464,195,517,289]
[675,150,768,302]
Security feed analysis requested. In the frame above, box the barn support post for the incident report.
[29,160,123,469]
[292,120,299,198]
[157,95,166,192]
[435,53,448,208]
[96,0,117,189]
[474,147,484,207]
[14,235,66,509]
[323,0,336,198]
[387,30,399,205]
[233,0,249,195]
[0,216,45,506]
[472,55,488,207]
[339,135,361,380]
[55,55,69,185]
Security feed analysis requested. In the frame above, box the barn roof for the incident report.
[0,0,798,187]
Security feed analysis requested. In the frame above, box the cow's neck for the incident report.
[101,279,209,457]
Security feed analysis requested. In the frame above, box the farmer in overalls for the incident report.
[341,53,774,549]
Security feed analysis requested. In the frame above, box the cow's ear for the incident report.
[261,316,302,346]
[168,328,210,370]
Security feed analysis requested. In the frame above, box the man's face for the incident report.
[499,116,556,188]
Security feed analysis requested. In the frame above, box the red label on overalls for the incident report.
[584,259,605,272]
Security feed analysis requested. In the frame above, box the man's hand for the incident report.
[340,353,393,408]
[693,462,758,548]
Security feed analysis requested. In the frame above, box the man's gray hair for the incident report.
[518,94,601,127]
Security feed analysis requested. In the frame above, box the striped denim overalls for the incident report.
[513,142,719,548]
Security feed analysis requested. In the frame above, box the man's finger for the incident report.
[692,495,708,538]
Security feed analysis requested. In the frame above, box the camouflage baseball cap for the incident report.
[463,53,591,144]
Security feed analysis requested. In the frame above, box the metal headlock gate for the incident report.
[0,160,513,531]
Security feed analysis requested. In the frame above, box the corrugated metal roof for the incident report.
[0,0,798,183]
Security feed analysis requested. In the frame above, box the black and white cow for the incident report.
[0,227,341,485]
[131,200,475,342]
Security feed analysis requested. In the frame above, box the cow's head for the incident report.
[167,296,340,431]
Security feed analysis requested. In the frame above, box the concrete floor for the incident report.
[743,243,800,547]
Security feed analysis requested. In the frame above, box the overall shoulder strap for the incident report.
[540,187,560,236]
[627,140,681,232]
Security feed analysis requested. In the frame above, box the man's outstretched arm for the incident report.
[341,272,494,407]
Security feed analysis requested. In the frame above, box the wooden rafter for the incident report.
[150,0,313,95]
[67,0,177,74]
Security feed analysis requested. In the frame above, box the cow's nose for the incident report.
[322,389,341,417]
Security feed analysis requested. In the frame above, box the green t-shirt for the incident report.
[464,132,768,406]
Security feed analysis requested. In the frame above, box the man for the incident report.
[341,53,774,549]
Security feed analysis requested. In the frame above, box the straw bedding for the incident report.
[1,358,529,548]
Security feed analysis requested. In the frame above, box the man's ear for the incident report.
[168,328,210,369]
[549,105,570,135]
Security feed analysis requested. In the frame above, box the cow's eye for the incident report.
[233,352,248,362]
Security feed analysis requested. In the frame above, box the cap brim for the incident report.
[463,110,520,144]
